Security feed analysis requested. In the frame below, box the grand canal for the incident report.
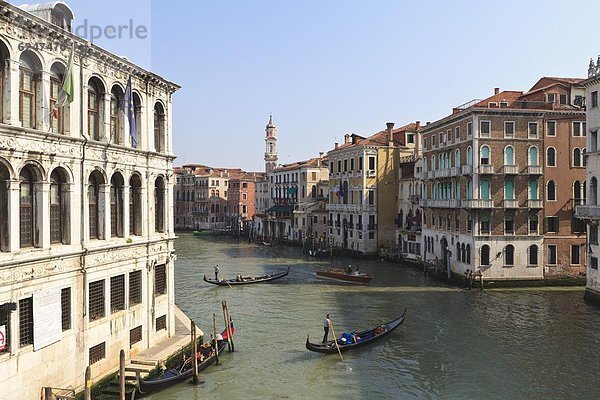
[148,233,600,399]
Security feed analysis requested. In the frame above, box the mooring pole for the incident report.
[192,321,199,384]
[119,349,125,400]
[84,366,91,400]
[213,313,219,365]
[221,301,231,352]
[224,302,234,352]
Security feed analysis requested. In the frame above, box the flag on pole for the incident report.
[120,76,137,147]
[52,44,74,119]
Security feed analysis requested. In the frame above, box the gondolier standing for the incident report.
[214,265,220,280]
[323,314,331,343]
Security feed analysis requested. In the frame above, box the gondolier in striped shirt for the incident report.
[214,265,219,280]
[323,314,331,343]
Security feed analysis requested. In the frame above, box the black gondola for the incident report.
[305,308,406,354]
[203,267,290,286]
[136,324,234,396]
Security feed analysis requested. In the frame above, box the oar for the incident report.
[329,320,351,372]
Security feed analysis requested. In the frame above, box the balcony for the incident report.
[503,165,519,174]
[462,165,473,175]
[576,205,600,220]
[503,199,519,208]
[528,199,543,208]
[409,195,420,204]
[450,167,460,176]
[427,171,435,179]
[478,165,494,174]
[527,165,542,175]
[436,169,450,178]
[461,199,494,208]
[367,224,377,230]
[366,170,376,178]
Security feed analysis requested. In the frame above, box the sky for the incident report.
[12,0,600,171]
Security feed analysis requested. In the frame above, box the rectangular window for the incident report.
[407,133,415,144]
[546,121,556,136]
[591,257,599,270]
[368,190,374,205]
[547,93,556,103]
[337,160,341,173]
[504,216,514,234]
[156,315,167,331]
[130,326,142,347]
[89,342,106,365]
[432,135,436,147]
[559,94,568,105]
[423,138,428,149]
[571,244,580,265]
[591,225,599,245]
[548,245,557,265]
[528,122,538,138]
[350,158,354,171]
[504,121,515,138]
[19,297,33,347]
[358,157,363,170]
[89,279,105,321]
[480,121,491,137]
[479,215,490,235]
[592,91,598,108]
[343,159,348,172]
[368,156,375,170]
[573,121,586,137]
[455,126,460,139]
[110,275,125,313]
[329,162,333,173]
[467,122,472,136]
[61,287,71,331]
[546,217,559,233]
[155,264,167,296]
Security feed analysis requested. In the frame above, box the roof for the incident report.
[331,122,420,152]
[272,156,328,172]
[19,2,74,18]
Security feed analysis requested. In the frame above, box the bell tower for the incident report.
[265,114,278,173]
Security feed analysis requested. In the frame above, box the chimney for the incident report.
[318,152,324,167]
[386,122,395,147]
[334,142,339,149]
[494,87,500,95]
[344,133,350,144]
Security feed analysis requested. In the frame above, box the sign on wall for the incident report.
[0,325,6,351]
[33,288,62,351]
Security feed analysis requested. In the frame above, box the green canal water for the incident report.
[148,233,600,400]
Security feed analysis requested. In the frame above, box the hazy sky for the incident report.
[13,0,600,171]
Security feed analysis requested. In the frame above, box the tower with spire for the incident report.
[264,114,278,173]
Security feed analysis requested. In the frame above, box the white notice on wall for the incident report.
[0,324,6,351]
[33,287,62,351]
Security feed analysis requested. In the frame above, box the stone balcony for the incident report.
[503,165,519,174]
[527,165,542,175]
[503,199,519,208]
[478,165,494,174]
[461,199,494,208]
[462,165,473,175]
[528,199,543,208]
[576,205,600,220]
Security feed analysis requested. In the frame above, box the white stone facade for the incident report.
[0,3,179,398]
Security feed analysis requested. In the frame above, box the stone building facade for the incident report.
[0,2,178,399]
[397,156,422,262]
[421,78,585,281]
[226,172,263,234]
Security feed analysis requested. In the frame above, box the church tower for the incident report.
[265,114,278,173]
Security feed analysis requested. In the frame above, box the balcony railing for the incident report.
[528,199,543,208]
[409,195,420,204]
[478,165,494,174]
[436,169,450,178]
[503,199,519,208]
[427,171,435,179]
[503,165,519,174]
[461,199,494,208]
[462,165,473,175]
[576,205,600,219]
[527,165,542,175]
[450,167,460,176]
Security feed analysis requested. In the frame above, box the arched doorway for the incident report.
[440,237,450,279]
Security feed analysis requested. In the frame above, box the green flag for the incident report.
[56,45,74,107]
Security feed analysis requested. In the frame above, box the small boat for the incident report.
[315,267,373,284]
[193,230,211,237]
[137,324,235,395]
[203,267,290,286]
[308,249,328,258]
[305,309,406,354]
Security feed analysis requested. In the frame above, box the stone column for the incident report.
[102,92,111,143]
[36,181,50,248]
[5,59,20,126]
[166,175,173,235]
[136,105,145,150]
[123,182,130,238]
[39,70,51,132]
[8,180,20,252]
[100,183,110,240]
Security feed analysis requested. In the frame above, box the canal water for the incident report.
[148,233,600,400]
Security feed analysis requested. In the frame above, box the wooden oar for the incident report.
[329,320,351,371]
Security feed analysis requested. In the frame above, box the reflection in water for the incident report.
[149,233,600,400]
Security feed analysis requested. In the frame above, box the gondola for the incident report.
[315,267,373,284]
[305,309,406,354]
[203,267,290,286]
[136,324,235,396]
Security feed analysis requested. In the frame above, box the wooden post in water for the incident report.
[192,321,199,384]
[119,349,125,400]
[84,366,91,400]
[221,301,231,352]
[213,313,219,365]
[224,301,234,352]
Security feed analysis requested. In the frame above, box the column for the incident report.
[123,183,130,238]
[100,183,110,240]
[102,92,111,142]
[165,176,173,235]
[39,70,51,132]
[8,180,20,252]
[36,181,50,248]
[5,59,20,126]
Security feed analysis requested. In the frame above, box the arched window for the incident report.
[154,103,166,153]
[110,173,125,238]
[466,146,472,165]
[480,145,490,165]
[504,179,514,200]
[88,170,104,240]
[528,180,538,200]
[130,174,142,236]
[529,214,539,234]
[432,155,436,170]
[528,146,538,166]
[110,85,124,144]
[547,180,556,201]
[155,177,165,233]
[455,149,461,168]
[0,43,6,122]
[423,157,428,172]
[480,179,491,200]
[50,168,70,244]
[216,190,220,198]
[583,180,587,203]
[574,180,582,203]
[591,178,598,206]
[505,245,514,266]
[528,245,538,266]
[546,147,556,167]
[132,92,142,148]
[466,180,472,199]
[583,148,587,167]
[480,244,490,266]
[456,242,461,261]
[88,78,104,140]
[19,52,42,129]
[573,148,581,167]
[20,165,40,248]
[343,181,349,204]
[311,185,317,198]
[461,243,466,263]
[504,146,515,165]
[0,162,8,251]
[466,244,471,264]
[50,63,67,134]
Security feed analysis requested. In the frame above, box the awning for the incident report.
[266,205,294,213]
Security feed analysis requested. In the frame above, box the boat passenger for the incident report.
[374,326,385,335]
[346,265,352,275]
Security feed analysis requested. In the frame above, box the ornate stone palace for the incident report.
[0,2,179,398]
